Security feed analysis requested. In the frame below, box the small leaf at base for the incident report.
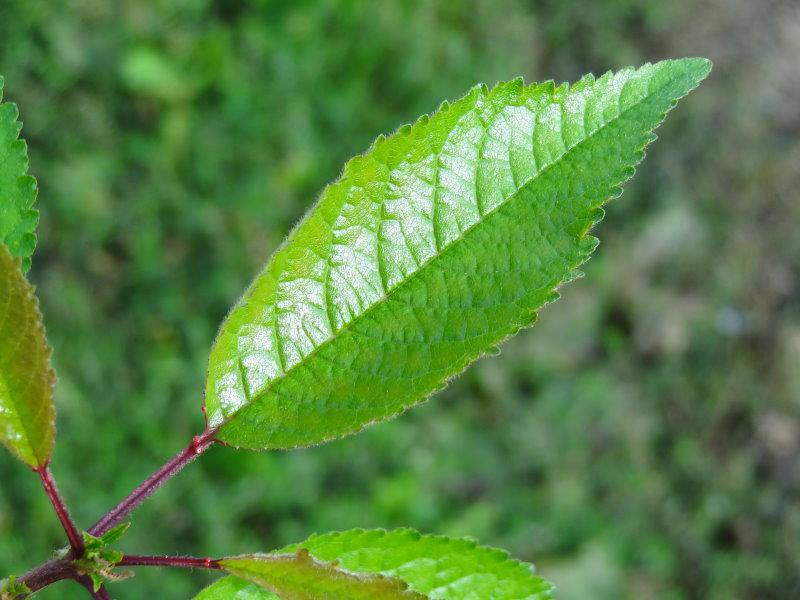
[1,576,32,600]
[73,523,133,591]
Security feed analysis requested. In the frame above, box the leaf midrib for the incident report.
[215,69,669,432]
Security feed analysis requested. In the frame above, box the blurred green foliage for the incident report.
[0,1,798,598]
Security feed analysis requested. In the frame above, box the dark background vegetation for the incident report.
[1,1,799,598]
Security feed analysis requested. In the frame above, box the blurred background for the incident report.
[1,1,798,598]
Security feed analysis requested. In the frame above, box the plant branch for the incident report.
[16,558,74,596]
[36,466,85,556]
[12,428,219,597]
[88,428,218,537]
[119,554,222,570]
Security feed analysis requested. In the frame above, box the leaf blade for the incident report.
[0,244,55,467]
[195,528,553,600]
[0,76,39,272]
[205,59,711,449]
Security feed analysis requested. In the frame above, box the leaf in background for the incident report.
[73,523,133,592]
[205,59,711,449]
[0,244,55,467]
[195,528,553,599]
[120,47,198,102]
[0,76,39,272]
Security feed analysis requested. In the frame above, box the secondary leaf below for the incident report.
[195,528,553,599]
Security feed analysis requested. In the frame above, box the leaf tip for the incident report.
[662,56,713,89]
[685,56,713,79]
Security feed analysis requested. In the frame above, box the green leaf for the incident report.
[195,528,553,599]
[0,76,38,272]
[1,576,32,600]
[73,523,133,591]
[195,575,278,600]
[87,573,104,593]
[219,549,426,600]
[0,244,55,467]
[205,58,711,449]
[82,522,131,549]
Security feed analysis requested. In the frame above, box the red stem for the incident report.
[119,554,222,570]
[36,466,85,556]
[17,558,75,596]
[88,429,217,537]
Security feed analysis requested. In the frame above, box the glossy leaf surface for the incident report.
[205,59,711,449]
[196,528,553,599]
[0,245,55,467]
[0,77,38,272]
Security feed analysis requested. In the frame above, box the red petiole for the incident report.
[89,428,218,537]
[119,555,222,570]
[35,465,85,555]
